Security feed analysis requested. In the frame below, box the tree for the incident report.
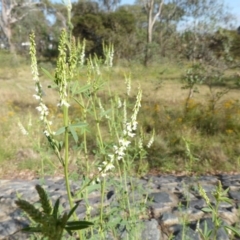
[141,0,185,66]
[179,0,234,64]
[0,0,43,53]
[12,8,51,56]
[144,0,164,66]
[98,0,121,12]
[72,3,136,61]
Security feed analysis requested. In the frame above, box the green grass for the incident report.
[1,53,240,177]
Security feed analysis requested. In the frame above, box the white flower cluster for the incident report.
[108,46,114,68]
[18,121,28,136]
[124,74,131,96]
[98,155,115,177]
[117,97,122,108]
[114,138,131,161]
[98,137,131,177]
[36,102,49,120]
[79,40,86,66]
[88,58,101,76]
[57,73,70,108]
[98,88,142,178]
[30,33,53,139]
[147,130,155,148]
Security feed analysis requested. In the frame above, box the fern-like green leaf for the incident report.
[35,184,52,215]
[15,199,45,224]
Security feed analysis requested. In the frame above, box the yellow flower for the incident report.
[8,111,14,117]
[226,129,233,134]
[223,100,234,109]
[178,118,182,123]
[154,104,160,113]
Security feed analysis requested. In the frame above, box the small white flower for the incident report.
[128,132,135,138]
[147,131,155,148]
[126,122,132,133]
[119,138,131,147]
[33,94,40,100]
[108,154,114,162]
[102,161,115,171]
[117,155,123,160]
[147,137,154,148]
[132,121,138,131]
[115,146,125,157]
[43,130,50,137]
[138,138,143,149]
[117,98,122,108]
[18,122,28,136]
[60,99,70,108]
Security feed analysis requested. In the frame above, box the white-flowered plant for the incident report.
[125,73,131,96]
[18,121,29,136]
[147,129,155,148]
[26,16,153,239]
[98,88,142,177]
[30,33,53,140]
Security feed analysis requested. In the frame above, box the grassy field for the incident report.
[1,52,240,179]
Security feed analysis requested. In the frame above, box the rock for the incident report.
[0,174,239,239]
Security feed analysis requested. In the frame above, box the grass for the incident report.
[1,53,240,178]
[0,37,240,240]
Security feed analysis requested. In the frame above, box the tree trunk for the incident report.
[144,0,164,67]
[3,24,15,53]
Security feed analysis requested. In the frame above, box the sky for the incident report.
[57,0,240,26]
[226,0,240,23]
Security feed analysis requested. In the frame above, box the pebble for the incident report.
[0,174,240,240]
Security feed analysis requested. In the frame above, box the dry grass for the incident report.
[1,59,240,179]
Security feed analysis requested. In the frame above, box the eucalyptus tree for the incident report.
[98,0,121,12]
[72,2,136,61]
[0,0,44,53]
[179,0,234,64]
[136,0,185,65]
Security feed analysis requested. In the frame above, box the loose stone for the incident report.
[0,174,239,240]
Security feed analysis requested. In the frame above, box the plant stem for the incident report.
[100,178,106,236]
[63,105,82,240]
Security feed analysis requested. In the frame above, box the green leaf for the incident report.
[55,127,66,135]
[70,81,79,96]
[85,183,101,193]
[73,97,84,109]
[69,122,88,128]
[53,198,60,219]
[65,228,73,236]
[220,197,232,204]
[60,212,69,228]
[41,67,55,81]
[65,220,93,231]
[69,126,78,143]
[201,207,213,213]
[35,185,52,215]
[21,226,42,233]
[67,202,79,220]
[75,84,92,94]
[224,225,240,236]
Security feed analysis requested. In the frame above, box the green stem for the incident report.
[97,178,107,239]
[63,105,82,240]
[100,178,106,226]
[123,162,131,218]
[92,94,104,149]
